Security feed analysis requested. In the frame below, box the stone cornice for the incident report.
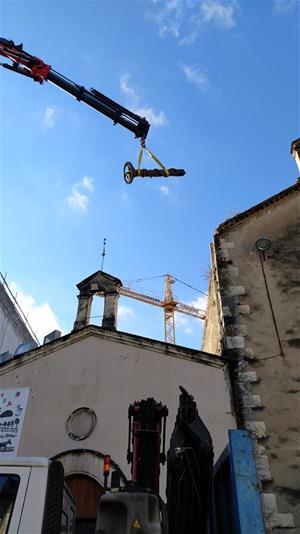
[0,325,227,375]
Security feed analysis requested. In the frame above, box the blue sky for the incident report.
[1,0,299,348]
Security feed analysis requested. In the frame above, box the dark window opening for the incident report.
[0,474,20,534]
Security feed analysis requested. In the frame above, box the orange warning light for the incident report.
[103,455,111,476]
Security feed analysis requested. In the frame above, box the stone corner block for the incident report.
[245,421,267,439]
[264,513,295,529]
[237,304,251,314]
[226,336,245,349]
[256,455,272,482]
[244,348,256,360]
[220,241,235,249]
[227,266,239,277]
[261,493,278,513]
[273,529,298,534]
[239,371,258,383]
[228,285,246,296]
[243,395,263,408]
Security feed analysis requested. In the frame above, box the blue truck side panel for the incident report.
[229,430,265,534]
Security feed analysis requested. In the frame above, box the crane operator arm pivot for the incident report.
[0,38,150,140]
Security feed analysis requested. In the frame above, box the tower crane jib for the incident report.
[118,274,206,345]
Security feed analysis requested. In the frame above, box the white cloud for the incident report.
[147,0,237,43]
[68,189,89,211]
[200,0,236,28]
[9,282,63,342]
[120,73,167,127]
[147,0,183,38]
[135,106,167,127]
[81,175,94,191]
[67,175,94,212]
[174,294,207,330]
[174,313,188,326]
[120,73,138,102]
[172,295,207,343]
[159,184,170,195]
[274,0,297,13]
[181,64,209,91]
[118,304,134,321]
[43,105,58,128]
[188,295,208,312]
[185,326,194,334]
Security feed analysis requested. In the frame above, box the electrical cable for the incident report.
[172,277,208,297]
[124,274,208,298]
[124,275,165,285]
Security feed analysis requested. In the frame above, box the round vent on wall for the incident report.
[66,407,97,441]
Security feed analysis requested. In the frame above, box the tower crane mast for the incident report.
[119,274,206,344]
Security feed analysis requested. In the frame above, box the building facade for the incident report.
[0,271,236,531]
[202,180,300,532]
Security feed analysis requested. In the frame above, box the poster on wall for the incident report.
[0,387,30,457]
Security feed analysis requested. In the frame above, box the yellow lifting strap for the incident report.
[137,144,170,177]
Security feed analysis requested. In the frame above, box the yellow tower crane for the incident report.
[119,274,206,344]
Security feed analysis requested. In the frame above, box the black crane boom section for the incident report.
[47,69,150,139]
[0,38,150,140]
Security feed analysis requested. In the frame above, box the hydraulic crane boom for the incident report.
[0,38,150,140]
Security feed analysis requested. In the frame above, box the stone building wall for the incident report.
[202,182,300,532]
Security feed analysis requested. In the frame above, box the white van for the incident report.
[0,457,75,534]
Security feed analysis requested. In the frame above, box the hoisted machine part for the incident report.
[0,37,186,184]
[124,162,186,185]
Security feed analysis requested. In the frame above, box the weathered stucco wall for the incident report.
[202,184,300,532]
[0,327,235,496]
